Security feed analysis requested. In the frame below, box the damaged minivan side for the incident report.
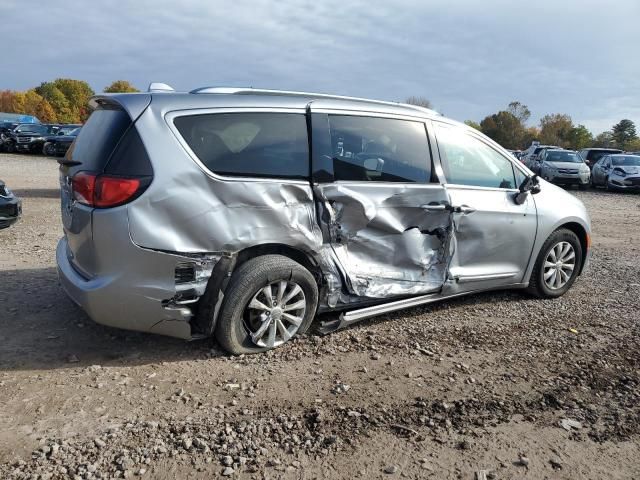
[56,86,591,354]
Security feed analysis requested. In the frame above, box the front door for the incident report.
[310,111,454,300]
[431,121,537,290]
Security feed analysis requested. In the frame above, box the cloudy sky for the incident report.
[3,0,639,133]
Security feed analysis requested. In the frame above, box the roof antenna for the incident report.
[148,82,174,92]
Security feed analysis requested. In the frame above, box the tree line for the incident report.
[0,79,139,124]
[405,97,640,151]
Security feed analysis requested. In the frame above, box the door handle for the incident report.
[457,205,476,214]
[421,203,448,212]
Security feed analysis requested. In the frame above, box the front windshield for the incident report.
[612,156,640,167]
[59,127,77,135]
[545,151,582,163]
[69,128,81,136]
[16,124,48,135]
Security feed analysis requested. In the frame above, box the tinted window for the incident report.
[16,124,48,134]
[545,151,582,163]
[435,124,517,189]
[174,113,309,179]
[587,150,621,162]
[328,115,431,182]
[67,107,132,172]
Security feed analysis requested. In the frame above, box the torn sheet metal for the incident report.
[314,183,454,299]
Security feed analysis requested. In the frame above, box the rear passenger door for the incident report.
[432,122,537,289]
[310,110,453,299]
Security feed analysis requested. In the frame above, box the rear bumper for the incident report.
[56,235,200,340]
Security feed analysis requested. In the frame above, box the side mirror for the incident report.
[363,157,384,172]
[515,175,540,205]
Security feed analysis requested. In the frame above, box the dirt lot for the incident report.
[0,152,638,479]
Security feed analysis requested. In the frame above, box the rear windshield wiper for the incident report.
[57,158,82,166]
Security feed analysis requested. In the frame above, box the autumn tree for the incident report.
[104,80,139,93]
[464,120,481,130]
[35,82,74,123]
[539,114,574,148]
[405,96,433,109]
[611,119,638,149]
[625,137,640,152]
[593,131,614,148]
[507,101,531,124]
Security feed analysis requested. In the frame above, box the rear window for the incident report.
[174,113,309,179]
[587,150,621,161]
[67,107,132,172]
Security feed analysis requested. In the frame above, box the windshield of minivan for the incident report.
[612,156,640,166]
[545,151,582,163]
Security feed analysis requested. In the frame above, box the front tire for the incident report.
[527,228,583,298]
[215,255,318,355]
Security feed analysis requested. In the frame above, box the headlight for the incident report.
[612,168,626,177]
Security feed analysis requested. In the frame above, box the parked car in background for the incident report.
[530,147,562,173]
[0,122,19,151]
[4,123,56,153]
[538,150,591,189]
[524,145,560,170]
[0,179,21,229]
[56,86,591,355]
[578,148,623,169]
[591,154,640,191]
[43,127,81,156]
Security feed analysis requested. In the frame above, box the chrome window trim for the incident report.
[165,107,311,185]
[310,107,430,124]
[444,184,519,193]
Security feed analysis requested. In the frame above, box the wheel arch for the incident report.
[557,221,589,275]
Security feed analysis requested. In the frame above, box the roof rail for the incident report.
[189,86,440,115]
[148,82,175,93]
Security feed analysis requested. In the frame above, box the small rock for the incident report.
[549,458,562,470]
[517,455,530,467]
[384,465,398,474]
[560,418,582,431]
[371,353,381,360]
[94,438,106,448]
[222,466,234,476]
[221,455,233,466]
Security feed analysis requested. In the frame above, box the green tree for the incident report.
[104,80,139,93]
[507,101,531,124]
[464,120,481,130]
[35,82,74,123]
[51,78,94,122]
[539,113,574,148]
[480,111,526,149]
[593,131,614,148]
[611,119,637,149]
[567,124,593,150]
[405,96,433,109]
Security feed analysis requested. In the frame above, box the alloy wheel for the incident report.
[543,241,576,290]
[243,280,306,348]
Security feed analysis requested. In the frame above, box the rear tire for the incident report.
[215,255,318,355]
[527,228,583,299]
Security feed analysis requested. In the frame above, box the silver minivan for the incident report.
[56,86,591,354]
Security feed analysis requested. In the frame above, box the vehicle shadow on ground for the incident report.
[0,267,531,373]
[0,267,214,372]
[12,188,60,199]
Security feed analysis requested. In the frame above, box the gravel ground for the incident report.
[0,152,639,479]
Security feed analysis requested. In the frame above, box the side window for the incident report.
[328,115,431,183]
[173,113,309,179]
[435,124,517,189]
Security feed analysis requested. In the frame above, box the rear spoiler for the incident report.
[89,94,152,123]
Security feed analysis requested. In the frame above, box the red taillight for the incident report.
[72,172,143,208]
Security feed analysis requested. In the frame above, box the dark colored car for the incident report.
[0,179,21,229]
[0,122,19,150]
[4,123,56,153]
[43,127,81,156]
[578,148,623,169]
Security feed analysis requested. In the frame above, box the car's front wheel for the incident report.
[43,142,54,156]
[527,228,583,298]
[215,254,318,355]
